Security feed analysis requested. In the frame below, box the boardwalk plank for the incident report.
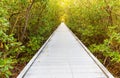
[17,23,114,78]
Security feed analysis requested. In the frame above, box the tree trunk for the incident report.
[104,0,113,25]
[21,0,35,42]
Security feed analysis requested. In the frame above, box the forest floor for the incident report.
[94,53,120,78]
[11,63,26,78]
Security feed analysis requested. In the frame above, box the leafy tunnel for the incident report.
[0,0,120,78]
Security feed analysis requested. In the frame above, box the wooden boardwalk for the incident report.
[17,23,114,78]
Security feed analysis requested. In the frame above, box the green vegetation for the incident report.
[0,0,120,77]
[0,0,60,77]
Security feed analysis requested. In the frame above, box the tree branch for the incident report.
[21,0,35,41]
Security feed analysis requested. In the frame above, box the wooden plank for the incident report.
[17,23,114,78]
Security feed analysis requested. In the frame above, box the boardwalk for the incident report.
[18,23,114,78]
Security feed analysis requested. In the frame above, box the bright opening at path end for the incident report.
[61,22,65,25]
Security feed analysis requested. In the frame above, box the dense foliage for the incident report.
[0,0,120,77]
[0,0,60,77]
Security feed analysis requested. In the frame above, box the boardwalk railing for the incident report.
[17,23,114,78]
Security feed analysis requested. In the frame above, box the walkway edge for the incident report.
[17,25,59,78]
[67,26,114,78]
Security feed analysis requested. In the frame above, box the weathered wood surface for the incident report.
[17,23,114,78]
